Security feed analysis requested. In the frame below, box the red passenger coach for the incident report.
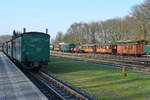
[54,45,61,51]
[117,42,145,56]
[71,48,81,53]
[96,44,117,54]
[81,44,96,53]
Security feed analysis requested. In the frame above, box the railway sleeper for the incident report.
[39,71,89,100]
[38,75,74,99]
[63,95,73,98]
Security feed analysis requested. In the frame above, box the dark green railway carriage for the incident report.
[7,40,12,57]
[3,42,8,54]
[145,45,150,55]
[12,32,50,69]
[61,43,75,52]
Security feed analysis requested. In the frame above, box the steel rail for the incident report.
[38,71,89,100]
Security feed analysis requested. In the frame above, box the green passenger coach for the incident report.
[61,43,75,52]
[12,31,50,69]
[145,45,150,55]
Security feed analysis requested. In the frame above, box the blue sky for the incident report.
[0,0,144,39]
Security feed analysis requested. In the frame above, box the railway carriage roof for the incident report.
[82,44,96,46]
[23,32,50,36]
[113,40,146,45]
[2,31,50,44]
[11,31,50,40]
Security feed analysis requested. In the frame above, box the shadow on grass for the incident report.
[47,56,150,100]
[47,56,121,74]
[112,91,150,100]
[48,56,150,88]
[80,75,150,89]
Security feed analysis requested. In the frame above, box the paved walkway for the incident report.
[0,52,48,100]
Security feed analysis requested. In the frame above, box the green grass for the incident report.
[44,56,150,100]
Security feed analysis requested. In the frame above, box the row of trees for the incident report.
[53,0,150,46]
[0,30,23,46]
[0,35,12,46]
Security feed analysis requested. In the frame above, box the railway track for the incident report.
[51,51,148,60]
[51,51,150,73]
[25,70,90,100]
[51,51,150,66]
[7,52,93,100]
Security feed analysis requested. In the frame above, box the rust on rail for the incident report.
[39,71,88,100]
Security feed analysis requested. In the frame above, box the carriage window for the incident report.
[106,46,108,49]
[110,45,112,49]
[128,45,132,49]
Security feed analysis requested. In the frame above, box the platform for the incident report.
[0,52,48,100]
